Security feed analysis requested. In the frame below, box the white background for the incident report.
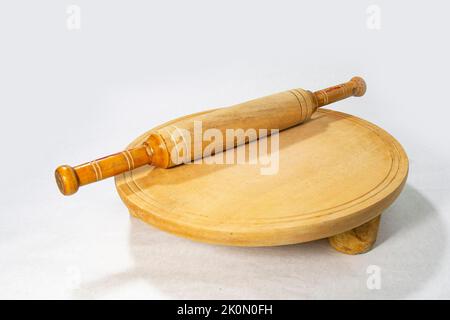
[1,0,449,299]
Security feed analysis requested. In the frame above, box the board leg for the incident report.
[328,214,382,255]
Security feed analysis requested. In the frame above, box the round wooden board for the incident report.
[115,109,408,246]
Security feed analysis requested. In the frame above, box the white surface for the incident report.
[0,0,449,299]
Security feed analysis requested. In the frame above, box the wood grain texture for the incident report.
[115,108,408,247]
[328,215,382,254]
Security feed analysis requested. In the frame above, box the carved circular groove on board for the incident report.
[115,109,408,246]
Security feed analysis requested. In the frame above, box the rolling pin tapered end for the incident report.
[350,76,366,97]
[55,165,79,196]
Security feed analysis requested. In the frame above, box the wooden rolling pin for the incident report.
[55,77,366,195]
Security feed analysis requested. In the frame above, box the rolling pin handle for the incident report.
[55,145,153,196]
[314,76,366,108]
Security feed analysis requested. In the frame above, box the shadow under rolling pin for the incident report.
[55,76,366,195]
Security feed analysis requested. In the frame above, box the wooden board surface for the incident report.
[115,109,408,246]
